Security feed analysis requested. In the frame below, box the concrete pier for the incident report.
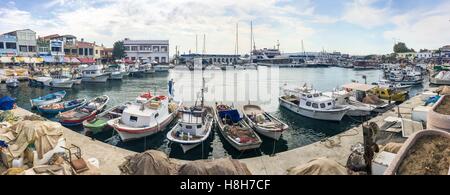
[240,90,433,175]
[10,107,136,175]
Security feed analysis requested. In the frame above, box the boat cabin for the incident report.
[298,92,337,110]
[178,107,207,136]
[120,95,169,128]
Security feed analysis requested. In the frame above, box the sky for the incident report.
[0,0,449,55]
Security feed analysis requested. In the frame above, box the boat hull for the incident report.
[6,81,19,88]
[279,98,348,121]
[51,81,74,89]
[114,113,176,142]
[109,72,125,80]
[81,74,109,83]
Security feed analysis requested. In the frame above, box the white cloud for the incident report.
[1,0,316,54]
[383,2,450,50]
[342,0,390,29]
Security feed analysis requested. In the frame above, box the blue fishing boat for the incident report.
[30,90,67,108]
[37,98,87,115]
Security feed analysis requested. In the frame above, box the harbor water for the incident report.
[0,67,426,160]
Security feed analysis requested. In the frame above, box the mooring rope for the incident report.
[320,128,360,149]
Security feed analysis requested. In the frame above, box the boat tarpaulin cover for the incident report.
[287,157,347,175]
[218,109,241,123]
[0,120,64,162]
[342,83,376,92]
[0,96,16,110]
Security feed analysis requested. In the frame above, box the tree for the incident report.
[393,42,415,53]
[112,41,126,60]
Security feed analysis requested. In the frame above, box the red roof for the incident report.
[76,41,95,48]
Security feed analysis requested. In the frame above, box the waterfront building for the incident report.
[59,35,78,58]
[439,45,450,58]
[0,34,18,57]
[123,38,169,64]
[180,54,240,64]
[397,52,417,60]
[417,51,432,59]
[37,34,65,63]
[4,29,37,57]
[76,39,96,63]
[100,47,113,63]
[94,44,104,60]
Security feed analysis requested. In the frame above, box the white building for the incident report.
[123,39,169,63]
[416,51,432,59]
[4,29,37,57]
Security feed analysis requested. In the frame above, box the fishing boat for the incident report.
[29,76,52,87]
[153,64,170,73]
[242,104,288,140]
[37,98,87,115]
[376,79,411,90]
[142,64,155,74]
[369,87,408,102]
[57,95,109,126]
[430,71,450,85]
[50,75,74,89]
[110,92,181,142]
[166,78,214,153]
[83,101,132,134]
[30,91,66,108]
[5,76,19,88]
[323,90,376,117]
[81,65,110,83]
[214,103,262,151]
[279,86,349,121]
[128,63,144,77]
[107,64,128,80]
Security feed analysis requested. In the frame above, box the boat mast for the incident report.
[250,21,253,64]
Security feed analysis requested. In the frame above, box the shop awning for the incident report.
[70,57,81,63]
[78,58,96,64]
[42,56,54,63]
[342,83,376,92]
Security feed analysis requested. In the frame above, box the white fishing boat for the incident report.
[323,90,375,117]
[141,64,155,74]
[111,92,181,142]
[167,78,213,153]
[50,75,74,89]
[81,65,110,83]
[376,79,411,90]
[242,104,288,140]
[279,85,349,121]
[341,83,391,113]
[128,63,144,76]
[30,76,53,87]
[153,64,170,72]
[5,76,19,88]
[167,106,214,153]
[107,64,128,80]
[214,103,262,151]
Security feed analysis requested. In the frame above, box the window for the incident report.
[161,46,167,52]
[328,102,332,106]
[89,48,93,55]
[125,46,130,51]
[152,46,159,52]
[130,116,138,122]
[6,42,16,49]
[28,46,36,52]
[95,50,98,54]
[306,102,312,106]
[51,47,60,52]
[307,95,312,98]
[79,48,83,55]
[19,45,28,52]
[186,125,192,129]
[131,46,138,51]
[320,103,326,108]
[161,57,166,63]
[64,49,70,53]
[197,125,202,128]
[155,113,159,118]
[72,49,77,55]
[155,57,159,62]
[0,42,3,49]
[312,103,318,108]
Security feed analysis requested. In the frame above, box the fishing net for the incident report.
[178,158,252,175]
[287,157,348,175]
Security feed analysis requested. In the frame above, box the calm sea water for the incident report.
[0,67,426,160]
